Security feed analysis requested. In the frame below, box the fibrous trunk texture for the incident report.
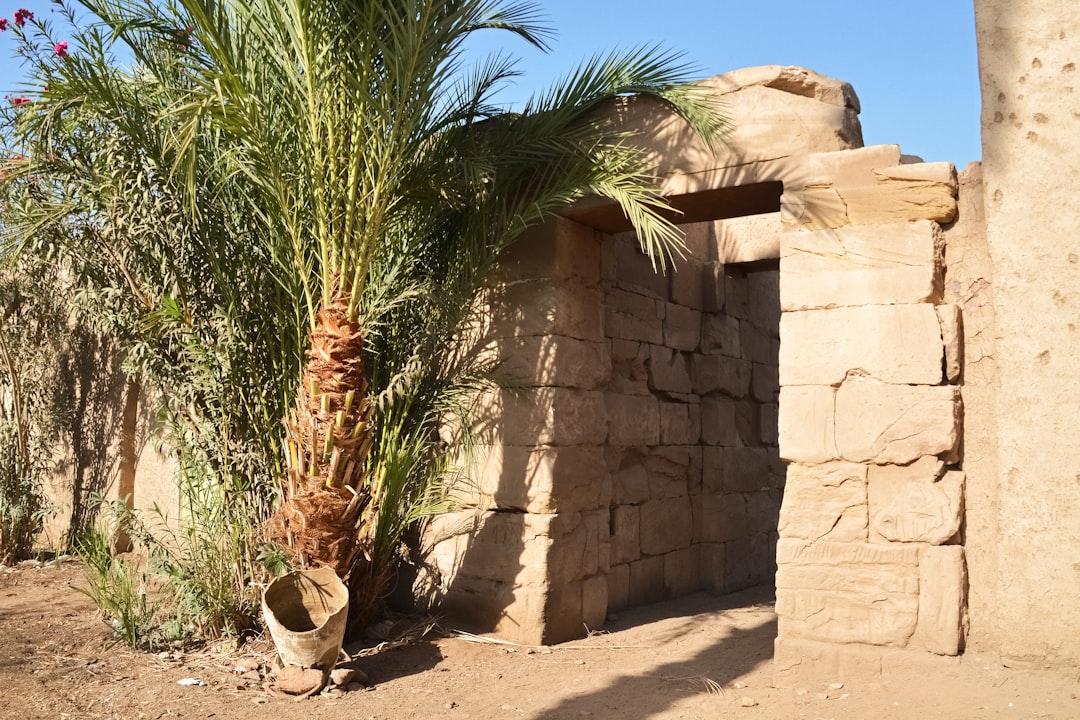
[269,288,374,579]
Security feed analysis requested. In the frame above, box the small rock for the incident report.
[500,704,516,711]
[444,701,457,709]
[813,692,830,701]
[240,670,261,681]
[346,682,365,693]
[540,647,552,655]
[324,687,344,698]
[525,647,536,655]
[352,668,369,683]
[828,681,844,691]
[234,658,260,673]
[732,681,748,689]
[177,678,206,687]
[272,665,325,696]
[739,697,758,708]
[330,668,355,687]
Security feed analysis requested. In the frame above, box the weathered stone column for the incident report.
[774,146,966,677]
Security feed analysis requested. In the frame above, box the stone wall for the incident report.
[772,147,967,675]
[417,211,786,644]
[603,214,783,613]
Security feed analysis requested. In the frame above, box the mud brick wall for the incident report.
[603,214,784,613]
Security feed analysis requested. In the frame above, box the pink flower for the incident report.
[54,41,68,57]
[13,9,33,27]
[0,18,8,31]
[11,96,30,106]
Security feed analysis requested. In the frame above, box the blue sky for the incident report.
[0,1,983,166]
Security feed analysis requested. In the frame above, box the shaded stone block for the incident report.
[628,556,665,606]
[701,314,741,357]
[606,289,663,344]
[701,396,739,446]
[691,354,751,398]
[660,402,702,446]
[606,393,660,447]
[663,546,701,597]
[639,496,693,555]
[648,346,693,394]
[610,505,641,565]
[663,303,703,351]
[606,563,630,612]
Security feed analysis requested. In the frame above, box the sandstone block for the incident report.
[780,305,945,386]
[701,396,738,446]
[663,303,703,351]
[660,402,702,445]
[663,546,701,597]
[777,538,920,567]
[606,393,660,447]
[775,581,918,646]
[639,497,694,556]
[724,533,774,590]
[711,212,783,264]
[485,280,604,342]
[492,215,601,284]
[646,446,702,499]
[702,261,726,312]
[461,444,610,514]
[476,387,608,446]
[835,379,961,464]
[702,447,724,494]
[778,385,838,463]
[606,563,630,612]
[609,339,650,396]
[760,402,779,447]
[691,354,751,397]
[723,447,772,492]
[610,505,641,565]
[778,462,868,542]
[936,304,963,383]
[725,273,751,320]
[495,335,610,390]
[615,234,669,300]
[751,361,779,402]
[610,456,651,505]
[648,346,693,394]
[698,543,726,593]
[545,580,584,643]
[670,255,705,310]
[628,555,665,606]
[841,178,958,227]
[780,220,945,311]
[869,461,964,545]
[913,545,966,655]
[700,314,741,357]
[606,289,662,344]
[748,269,782,327]
[582,575,609,632]
[741,322,773,365]
[696,494,748,544]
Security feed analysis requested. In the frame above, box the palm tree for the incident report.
[16,0,725,625]
[160,0,725,620]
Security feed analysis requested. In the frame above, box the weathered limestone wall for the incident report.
[974,0,1080,664]
[772,145,967,676]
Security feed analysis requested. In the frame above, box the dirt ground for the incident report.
[1,559,1077,720]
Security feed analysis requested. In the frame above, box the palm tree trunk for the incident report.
[270,283,374,579]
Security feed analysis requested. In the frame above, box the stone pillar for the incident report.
[774,147,965,677]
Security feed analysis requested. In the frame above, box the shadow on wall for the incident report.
[49,331,152,548]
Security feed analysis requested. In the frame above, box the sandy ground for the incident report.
[1,558,1077,720]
